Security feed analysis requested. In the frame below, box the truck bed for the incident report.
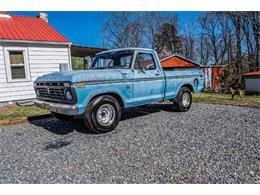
[163,67,204,100]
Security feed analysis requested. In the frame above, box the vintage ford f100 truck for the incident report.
[34,48,204,133]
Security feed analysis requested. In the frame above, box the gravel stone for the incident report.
[0,103,259,183]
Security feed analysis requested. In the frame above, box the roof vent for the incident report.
[37,12,48,23]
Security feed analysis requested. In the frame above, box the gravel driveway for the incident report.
[0,103,259,183]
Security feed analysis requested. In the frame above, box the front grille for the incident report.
[37,87,67,100]
[35,82,72,103]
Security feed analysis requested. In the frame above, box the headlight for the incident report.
[66,90,72,101]
[64,82,70,87]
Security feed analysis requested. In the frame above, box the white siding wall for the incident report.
[0,44,70,103]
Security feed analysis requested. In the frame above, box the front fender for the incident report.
[74,85,129,115]
[84,90,126,109]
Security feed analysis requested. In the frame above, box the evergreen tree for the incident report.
[154,23,183,56]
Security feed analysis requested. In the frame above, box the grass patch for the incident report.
[0,105,50,120]
[193,92,260,107]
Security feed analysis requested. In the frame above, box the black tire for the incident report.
[52,112,72,121]
[84,95,122,133]
[173,87,192,112]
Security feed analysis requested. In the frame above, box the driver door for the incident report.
[132,52,164,106]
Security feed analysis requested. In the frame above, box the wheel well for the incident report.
[181,84,194,93]
[89,92,125,108]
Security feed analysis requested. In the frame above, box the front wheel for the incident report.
[84,95,122,133]
[173,87,192,112]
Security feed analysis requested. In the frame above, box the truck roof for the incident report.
[97,47,154,55]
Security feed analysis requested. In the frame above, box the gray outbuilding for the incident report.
[243,71,260,95]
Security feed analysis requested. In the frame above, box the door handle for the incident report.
[155,73,160,76]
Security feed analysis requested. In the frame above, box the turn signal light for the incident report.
[75,83,87,87]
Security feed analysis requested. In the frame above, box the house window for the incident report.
[4,47,30,82]
[9,51,26,79]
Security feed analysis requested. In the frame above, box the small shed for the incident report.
[200,65,225,92]
[160,54,202,68]
[159,54,226,92]
[243,71,260,94]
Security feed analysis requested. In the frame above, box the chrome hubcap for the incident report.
[182,92,190,107]
[96,104,115,126]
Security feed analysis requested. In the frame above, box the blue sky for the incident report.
[10,11,202,48]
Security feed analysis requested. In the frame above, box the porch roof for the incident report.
[71,44,107,57]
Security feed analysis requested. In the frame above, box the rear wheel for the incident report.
[84,95,122,133]
[173,87,192,112]
[52,112,72,121]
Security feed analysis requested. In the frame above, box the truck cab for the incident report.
[34,48,204,133]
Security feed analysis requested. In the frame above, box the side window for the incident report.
[120,55,132,67]
[4,48,30,82]
[95,58,113,68]
[134,53,156,70]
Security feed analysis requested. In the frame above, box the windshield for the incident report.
[90,51,134,69]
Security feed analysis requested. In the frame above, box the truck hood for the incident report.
[35,69,128,83]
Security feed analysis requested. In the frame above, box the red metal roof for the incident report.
[160,54,202,68]
[0,14,70,43]
[243,71,260,76]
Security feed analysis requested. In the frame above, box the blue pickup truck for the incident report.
[34,48,204,133]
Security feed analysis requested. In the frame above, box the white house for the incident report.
[0,12,105,103]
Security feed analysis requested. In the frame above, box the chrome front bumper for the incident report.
[34,99,79,116]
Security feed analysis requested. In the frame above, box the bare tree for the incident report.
[100,12,145,48]
[143,12,179,52]
[243,12,260,70]
[198,33,210,65]
[181,20,197,61]
[199,13,227,65]
[99,11,259,84]
[229,12,243,84]
[241,13,254,62]
[143,12,168,49]
[99,12,182,56]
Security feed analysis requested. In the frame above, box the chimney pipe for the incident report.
[38,12,48,23]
